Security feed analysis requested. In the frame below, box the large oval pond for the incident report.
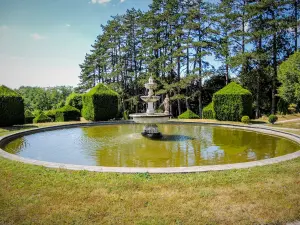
[2,124,300,167]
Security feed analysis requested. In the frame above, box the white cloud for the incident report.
[91,0,111,4]
[65,24,71,27]
[120,0,125,2]
[30,33,46,40]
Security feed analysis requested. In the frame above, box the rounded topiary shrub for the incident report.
[33,113,52,123]
[241,115,250,124]
[178,109,200,119]
[25,110,35,124]
[213,82,252,121]
[55,105,81,122]
[82,84,119,121]
[268,114,278,124]
[65,92,83,111]
[202,102,215,119]
[0,85,24,126]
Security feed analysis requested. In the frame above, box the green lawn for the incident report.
[0,122,300,224]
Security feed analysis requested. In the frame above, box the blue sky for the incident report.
[0,0,152,88]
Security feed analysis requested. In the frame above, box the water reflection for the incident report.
[3,124,300,167]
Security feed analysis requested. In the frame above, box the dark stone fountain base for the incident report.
[141,124,162,139]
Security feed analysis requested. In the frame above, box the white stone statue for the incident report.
[163,94,170,115]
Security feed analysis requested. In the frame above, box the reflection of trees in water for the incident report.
[4,137,27,154]
[212,127,299,163]
[80,124,300,167]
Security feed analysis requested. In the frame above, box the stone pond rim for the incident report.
[1,121,300,174]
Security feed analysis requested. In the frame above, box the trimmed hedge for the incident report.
[45,110,56,121]
[25,110,35,124]
[82,84,119,121]
[213,82,252,121]
[178,109,200,119]
[65,93,83,111]
[0,85,24,126]
[33,113,52,123]
[202,102,215,119]
[55,105,81,122]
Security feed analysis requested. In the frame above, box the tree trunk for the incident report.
[177,99,182,116]
[187,45,190,75]
[185,86,190,110]
[271,32,277,115]
[198,78,202,118]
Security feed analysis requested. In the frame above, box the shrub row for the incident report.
[25,110,35,124]
[82,83,119,121]
[178,109,200,119]
[0,85,24,126]
[65,93,83,111]
[33,113,52,123]
[45,110,56,121]
[55,105,81,122]
[202,102,215,119]
[213,82,252,121]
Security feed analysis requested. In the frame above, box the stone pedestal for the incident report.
[141,124,162,139]
[146,102,155,114]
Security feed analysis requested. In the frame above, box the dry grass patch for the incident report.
[1,121,300,224]
[0,158,300,224]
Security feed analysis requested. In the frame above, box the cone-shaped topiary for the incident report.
[45,109,56,121]
[65,92,83,111]
[82,84,119,121]
[202,102,215,119]
[178,109,200,119]
[0,85,24,126]
[25,110,35,124]
[33,112,52,123]
[213,82,252,121]
[55,105,81,122]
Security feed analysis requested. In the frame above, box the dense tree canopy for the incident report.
[17,86,73,112]
[78,0,299,118]
[278,51,300,104]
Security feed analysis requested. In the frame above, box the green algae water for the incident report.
[3,124,300,167]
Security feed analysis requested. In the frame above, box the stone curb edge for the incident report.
[0,121,300,174]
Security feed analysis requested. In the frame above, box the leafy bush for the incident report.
[213,82,252,121]
[277,98,289,115]
[65,92,83,111]
[82,83,119,121]
[178,109,200,119]
[278,52,300,103]
[0,85,24,126]
[55,105,81,122]
[45,109,56,121]
[288,103,297,114]
[202,102,215,119]
[24,110,35,124]
[33,113,52,123]
[241,116,250,124]
[268,114,278,124]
